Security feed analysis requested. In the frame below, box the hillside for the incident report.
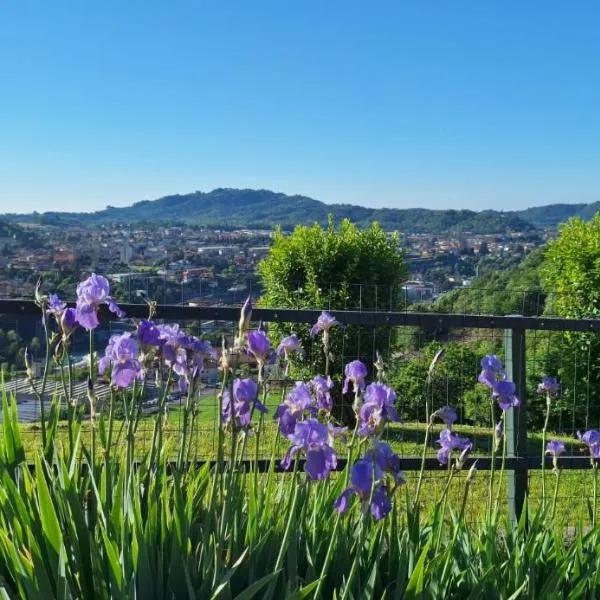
[3,188,539,234]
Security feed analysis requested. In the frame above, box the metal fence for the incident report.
[2,298,600,524]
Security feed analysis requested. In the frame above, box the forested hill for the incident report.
[3,188,599,233]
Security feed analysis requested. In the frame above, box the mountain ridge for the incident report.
[3,188,599,234]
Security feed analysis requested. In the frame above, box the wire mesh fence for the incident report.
[2,297,600,524]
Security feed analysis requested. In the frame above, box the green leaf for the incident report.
[233,570,282,600]
[404,540,430,600]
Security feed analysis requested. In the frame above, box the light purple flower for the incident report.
[46,294,78,338]
[310,375,334,411]
[357,382,400,437]
[493,380,520,411]
[342,360,368,395]
[274,382,315,435]
[310,311,339,338]
[546,440,565,457]
[98,332,144,388]
[432,405,458,427]
[276,334,304,360]
[47,294,66,317]
[577,430,600,459]
[537,376,560,398]
[281,418,337,480]
[365,441,405,483]
[75,274,125,330]
[222,377,267,431]
[247,330,273,363]
[333,460,392,520]
[478,354,505,389]
[436,428,472,465]
[156,324,215,391]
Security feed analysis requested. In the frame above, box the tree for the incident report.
[258,217,407,421]
[540,215,600,426]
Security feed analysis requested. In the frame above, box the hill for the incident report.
[3,188,539,234]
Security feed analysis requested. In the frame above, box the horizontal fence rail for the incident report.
[3,299,600,332]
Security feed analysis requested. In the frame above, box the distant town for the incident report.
[0,220,548,306]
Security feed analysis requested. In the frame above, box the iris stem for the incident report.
[551,468,561,521]
[541,395,551,508]
[493,411,508,523]
[593,463,598,528]
[414,417,434,509]
[487,400,496,522]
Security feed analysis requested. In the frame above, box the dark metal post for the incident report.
[504,325,528,523]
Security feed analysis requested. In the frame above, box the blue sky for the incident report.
[1,1,599,213]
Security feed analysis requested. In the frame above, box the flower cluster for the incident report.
[222,378,267,431]
[479,355,520,410]
[334,442,405,520]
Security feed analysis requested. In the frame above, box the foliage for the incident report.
[258,217,406,420]
[541,215,600,426]
[433,247,546,316]
[390,342,493,424]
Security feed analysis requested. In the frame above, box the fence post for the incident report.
[504,325,528,524]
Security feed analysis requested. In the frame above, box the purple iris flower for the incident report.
[436,428,472,465]
[357,382,400,437]
[138,320,162,347]
[364,441,405,483]
[577,430,600,459]
[334,460,392,520]
[310,311,339,338]
[222,377,267,431]
[342,360,368,395]
[546,440,565,457]
[61,308,78,335]
[281,418,337,480]
[155,324,215,392]
[537,376,560,398]
[432,405,458,427]
[47,294,66,316]
[98,332,144,388]
[75,273,125,330]
[276,334,304,359]
[247,330,273,363]
[478,354,505,389]
[493,380,520,410]
[274,382,315,435]
[46,294,78,338]
[310,375,334,411]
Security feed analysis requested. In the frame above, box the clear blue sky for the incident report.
[1,1,599,213]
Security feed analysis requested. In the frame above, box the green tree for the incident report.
[540,215,600,427]
[258,217,407,421]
